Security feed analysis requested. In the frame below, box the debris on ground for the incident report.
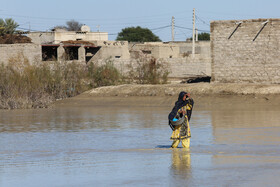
[61,40,96,46]
[0,34,32,44]
[181,76,211,83]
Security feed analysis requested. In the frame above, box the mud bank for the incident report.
[83,83,280,96]
[55,83,280,110]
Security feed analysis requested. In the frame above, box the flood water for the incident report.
[1,98,280,186]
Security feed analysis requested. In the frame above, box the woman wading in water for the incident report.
[168,91,194,148]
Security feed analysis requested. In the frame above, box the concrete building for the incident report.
[28,26,108,45]
[211,18,280,84]
[90,41,211,80]
[0,26,211,81]
[26,26,132,63]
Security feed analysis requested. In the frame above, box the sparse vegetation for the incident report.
[0,18,31,44]
[0,52,170,109]
[87,59,122,88]
[128,57,169,84]
[0,55,123,109]
[0,56,86,109]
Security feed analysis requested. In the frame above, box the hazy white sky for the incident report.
[0,0,279,41]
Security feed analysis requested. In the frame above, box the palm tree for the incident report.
[0,18,19,35]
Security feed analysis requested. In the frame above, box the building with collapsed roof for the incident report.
[28,25,108,45]
[0,25,211,81]
[25,26,131,62]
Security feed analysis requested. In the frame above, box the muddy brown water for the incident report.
[1,96,280,186]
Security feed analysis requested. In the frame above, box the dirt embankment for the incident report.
[82,83,280,97]
[55,83,280,109]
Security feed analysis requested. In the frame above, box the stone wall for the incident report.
[94,55,211,80]
[211,18,280,83]
[0,43,41,65]
[129,41,211,58]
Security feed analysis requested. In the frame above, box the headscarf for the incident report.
[168,91,189,121]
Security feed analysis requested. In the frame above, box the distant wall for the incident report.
[28,32,55,45]
[89,41,130,62]
[89,41,211,79]
[94,55,211,79]
[211,18,280,83]
[54,32,108,44]
[0,44,41,65]
[28,31,108,45]
[164,55,211,78]
[168,41,211,57]
[129,42,180,59]
[129,41,210,59]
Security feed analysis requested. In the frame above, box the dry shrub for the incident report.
[87,59,122,88]
[0,55,89,109]
[0,53,169,109]
[128,57,169,84]
[0,56,123,109]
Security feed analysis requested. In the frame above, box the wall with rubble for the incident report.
[211,18,280,83]
[0,44,41,65]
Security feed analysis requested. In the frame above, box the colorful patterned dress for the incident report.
[169,98,194,148]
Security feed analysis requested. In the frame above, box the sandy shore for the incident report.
[55,83,280,110]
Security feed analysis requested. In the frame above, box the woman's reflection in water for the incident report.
[170,148,192,182]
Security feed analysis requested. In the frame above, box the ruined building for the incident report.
[0,25,211,81]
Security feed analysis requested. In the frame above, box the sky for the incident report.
[0,0,279,41]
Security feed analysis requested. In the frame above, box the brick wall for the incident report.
[211,19,280,83]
